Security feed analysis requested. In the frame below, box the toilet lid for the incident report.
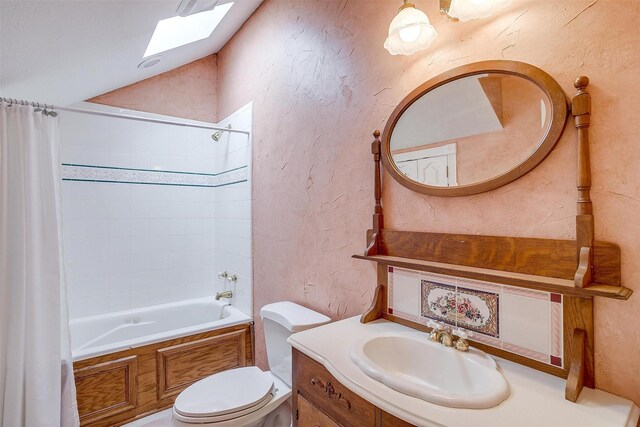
[174,367,275,419]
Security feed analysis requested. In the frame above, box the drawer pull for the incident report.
[310,377,351,410]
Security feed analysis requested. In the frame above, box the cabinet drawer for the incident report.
[293,350,376,426]
[298,394,342,427]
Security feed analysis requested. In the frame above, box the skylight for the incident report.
[144,2,234,58]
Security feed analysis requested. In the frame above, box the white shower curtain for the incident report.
[0,102,79,427]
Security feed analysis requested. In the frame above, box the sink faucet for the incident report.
[427,321,471,352]
[440,330,455,347]
[215,290,233,300]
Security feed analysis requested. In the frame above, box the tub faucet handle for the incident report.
[218,271,229,279]
[226,274,238,284]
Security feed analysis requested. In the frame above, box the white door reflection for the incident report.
[393,143,457,187]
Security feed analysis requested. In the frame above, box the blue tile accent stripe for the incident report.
[61,163,248,188]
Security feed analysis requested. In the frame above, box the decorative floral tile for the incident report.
[420,280,499,337]
[455,286,499,338]
[421,280,457,327]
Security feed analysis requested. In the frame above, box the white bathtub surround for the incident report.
[209,103,253,316]
[289,317,640,427]
[70,297,251,361]
[0,102,79,426]
[60,102,252,318]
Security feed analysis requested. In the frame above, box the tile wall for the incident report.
[208,103,253,316]
[60,102,252,318]
[388,266,564,367]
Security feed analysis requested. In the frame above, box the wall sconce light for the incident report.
[384,0,438,56]
[441,0,511,22]
[384,0,511,55]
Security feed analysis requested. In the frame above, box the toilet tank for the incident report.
[260,302,331,387]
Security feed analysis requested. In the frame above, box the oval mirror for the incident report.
[382,61,568,196]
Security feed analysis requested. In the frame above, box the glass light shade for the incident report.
[447,0,511,22]
[384,6,437,56]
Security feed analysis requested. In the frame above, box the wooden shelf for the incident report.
[353,254,632,300]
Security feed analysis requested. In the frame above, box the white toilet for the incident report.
[171,302,331,426]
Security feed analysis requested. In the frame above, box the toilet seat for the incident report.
[174,366,275,423]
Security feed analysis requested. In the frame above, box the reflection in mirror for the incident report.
[390,74,551,187]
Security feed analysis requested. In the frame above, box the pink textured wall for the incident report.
[89,56,217,122]
[216,0,640,404]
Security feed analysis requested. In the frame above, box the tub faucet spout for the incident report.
[215,290,233,300]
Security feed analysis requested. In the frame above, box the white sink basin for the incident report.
[349,332,509,409]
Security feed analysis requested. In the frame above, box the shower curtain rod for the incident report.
[0,97,250,136]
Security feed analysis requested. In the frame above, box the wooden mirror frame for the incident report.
[381,60,569,197]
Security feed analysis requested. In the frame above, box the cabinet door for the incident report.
[298,394,342,427]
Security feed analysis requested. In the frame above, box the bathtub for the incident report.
[70,297,252,361]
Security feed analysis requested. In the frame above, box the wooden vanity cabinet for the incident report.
[292,349,413,427]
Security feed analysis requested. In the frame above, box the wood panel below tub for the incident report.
[74,356,138,425]
[73,322,254,427]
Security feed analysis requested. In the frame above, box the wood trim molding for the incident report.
[380,60,569,197]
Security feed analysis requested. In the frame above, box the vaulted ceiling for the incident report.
[0,0,262,106]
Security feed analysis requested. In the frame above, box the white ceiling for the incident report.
[0,0,262,106]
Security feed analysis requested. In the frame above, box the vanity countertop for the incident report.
[288,316,640,427]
